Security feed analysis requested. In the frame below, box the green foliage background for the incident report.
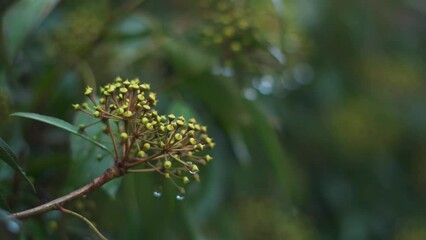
[0,0,425,239]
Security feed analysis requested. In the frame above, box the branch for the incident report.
[10,166,123,219]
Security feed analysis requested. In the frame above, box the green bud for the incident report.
[93,111,100,118]
[205,155,213,161]
[176,120,184,126]
[175,133,183,141]
[191,164,199,173]
[164,160,172,169]
[143,143,151,150]
[142,117,149,124]
[143,105,151,110]
[72,104,80,110]
[99,98,105,104]
[117,108,124,115]
[124,110,133,117]
[166,124,174,131]
[137,151,145,158]
[82,103,89,109]
[165,173,170,179]
[146,123,153,130]
[183,176,189,184]
[137,94,145,101]
[189,138,197,145]
[120,87,128,93]
[107,85,116,92]
[120,132,128,140]
[168,114,175,120]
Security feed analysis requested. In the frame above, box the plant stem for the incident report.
[10,166,123,219]
[60,207,108,240]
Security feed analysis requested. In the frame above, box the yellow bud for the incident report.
[84,86,93,95]
[191,164,199,173]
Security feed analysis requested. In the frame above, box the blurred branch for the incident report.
[9,166,124,219]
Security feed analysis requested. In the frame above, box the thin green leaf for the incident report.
[2,0,59,62]
[10,112,112,156]
[0,138,35,192]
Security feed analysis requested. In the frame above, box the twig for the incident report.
[10,166,123,219]
[60,207,108,240]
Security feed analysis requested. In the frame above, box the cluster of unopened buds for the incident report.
[72,77,214,197]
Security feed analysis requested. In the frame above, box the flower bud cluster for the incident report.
[73,77,214,193]
[200,0,258,57]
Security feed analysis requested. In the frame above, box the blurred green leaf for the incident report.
[2,0,59,62]
[68,109,121,198]
[244,101,305,201]
[10,112,112,156]
[0,138,34,192]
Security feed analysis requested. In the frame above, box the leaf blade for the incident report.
[10,112,112,156]
[0,138,35,192]
[2,0,59,62]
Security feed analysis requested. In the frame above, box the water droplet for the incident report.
[176,194,185,201]
[189,170,196,175]
[6,220,20,233]
[153,191,162,198]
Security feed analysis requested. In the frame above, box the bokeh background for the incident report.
[1,0,426,239]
